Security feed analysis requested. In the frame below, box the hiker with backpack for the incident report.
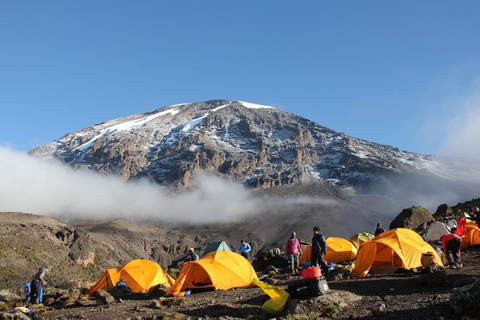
[311,227,328,276]
[441,227,462,269]
[285,231,302,274]
[26,266,51,304]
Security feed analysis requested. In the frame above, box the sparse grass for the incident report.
[167,268,180,279]
[322,303,341,317]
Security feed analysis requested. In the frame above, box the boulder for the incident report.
[389,206,434,231]
[450,279,480,315]
[252,248,287,272]
[94,290,115,305]
[434,204,454,219]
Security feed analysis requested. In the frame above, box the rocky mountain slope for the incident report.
[29,100,480,190]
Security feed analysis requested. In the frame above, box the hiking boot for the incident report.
[454,262,463,269]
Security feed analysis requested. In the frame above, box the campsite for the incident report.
[1,200,480,319]
[37,246,480,320]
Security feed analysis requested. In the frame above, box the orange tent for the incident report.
[298,245,312,266]
[460,222,480,249]
[87,259,175,296]
[167,251,258,295]
[298,237,358,265]
[351,228,443,277]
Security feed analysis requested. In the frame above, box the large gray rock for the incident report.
[94,290,115,305]
[434,204,454,219]
[389,206,434,231]
[450,279,480,315]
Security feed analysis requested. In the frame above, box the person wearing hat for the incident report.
[285,231,302,274]
[375,223,385,236]
[185,248,199,262]
[311,227,328,276]
[26,266,51,304]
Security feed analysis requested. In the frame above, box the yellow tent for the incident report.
[298,237,358,265]
[298,244,311,266]
[167,251,258,295]
[349,232,375,249]
[460,223,480,249]
[351,228,443,277]
[324,237,358,263]
[87,259,175,296]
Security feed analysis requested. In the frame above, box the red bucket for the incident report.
[303,266,322,280]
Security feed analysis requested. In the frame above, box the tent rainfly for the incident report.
[167,251,258,295]
[86,259,175,296]
[202,240,232,257]
[460,222,480,249]
[351,228,443,277]
[423,221,451,242]
[299,237,358,265]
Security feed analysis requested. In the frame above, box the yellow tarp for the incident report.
[167,251,258,295]
[87,259,175,296]
[253,279,289,315]
[299,237,358,265]
[351,228,444,277]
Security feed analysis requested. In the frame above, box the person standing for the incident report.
[285,232,302,274]
[311,227,328,275]
[26,266,51,304]
[441,228,462,268]
[375,223,385,237]
[237,240,251,260]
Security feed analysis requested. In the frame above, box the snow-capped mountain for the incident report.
[30,100,480,189]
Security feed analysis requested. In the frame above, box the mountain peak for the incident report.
[30,100,480,189]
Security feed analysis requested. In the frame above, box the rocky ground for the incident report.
[1,246,477,320]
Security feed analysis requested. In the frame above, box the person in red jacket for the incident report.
[285,232,302,274]
[441,227,462,268]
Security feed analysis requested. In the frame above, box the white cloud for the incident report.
[0,147,262,223]
[0,147,341,223]
[419,64,480,160]
[436,95,480,160]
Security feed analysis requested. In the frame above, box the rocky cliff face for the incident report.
[30,100,480,189]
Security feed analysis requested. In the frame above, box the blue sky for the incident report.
[1,1,479,158]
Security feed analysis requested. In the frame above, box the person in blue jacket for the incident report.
[185,248,199,262]
[237,239,251,260]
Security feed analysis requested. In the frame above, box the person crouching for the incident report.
[441,228,462,269]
